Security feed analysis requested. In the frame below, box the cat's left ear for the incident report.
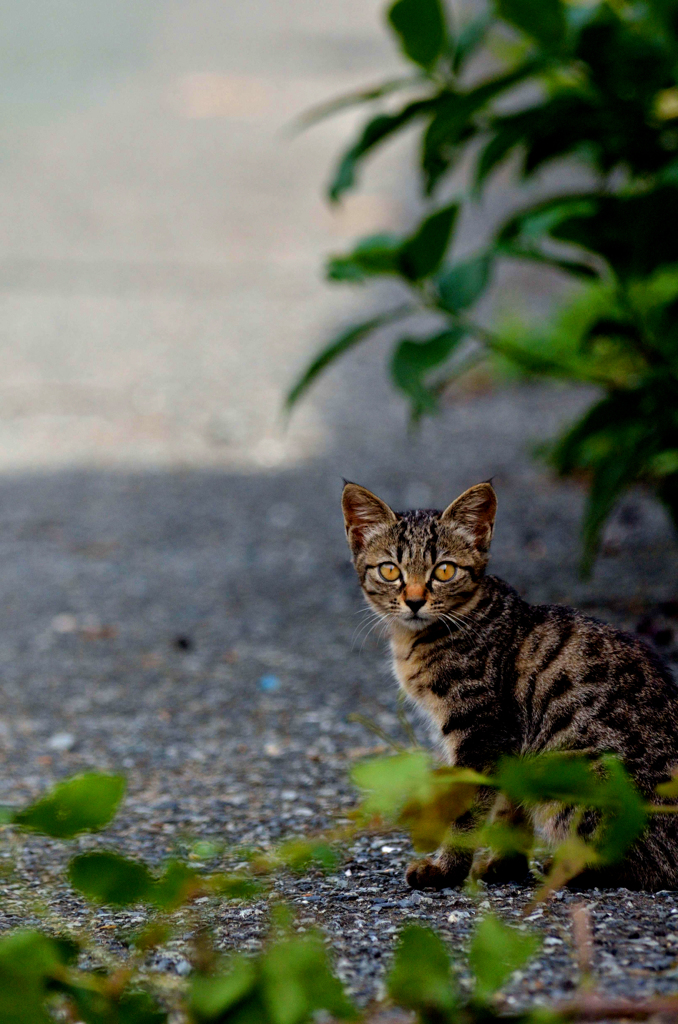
[440,482,497,552]
[342,482,397,552]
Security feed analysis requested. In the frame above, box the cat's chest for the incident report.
[390,634,450,730]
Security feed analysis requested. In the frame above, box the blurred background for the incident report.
[1,0,402,471]
[0,0,676,803]
[0,0,594,470]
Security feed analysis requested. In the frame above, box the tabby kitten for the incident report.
[342,480,678,891]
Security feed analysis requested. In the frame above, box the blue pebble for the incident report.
[259,674,281,691]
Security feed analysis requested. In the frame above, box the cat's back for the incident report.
[515,591,677,704]
[512,587,678,785]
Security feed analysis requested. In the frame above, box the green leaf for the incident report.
[536,834,600,899]
[68,851,156,906]
[658,473,678,533]
[67,985,168,1024]
[424,61,544,192]
[112,990,168,1024]
[69,852,251,909]
[472,819,533,858]
[388,0,447,69]
[497,196,596,258]
[353,752,487,849]
[582,317,642,351]
[326,233,402,282]
[469,915,540,1000]
[329,99,433,202]
[477,94,599,186]
[550,389,660,571]
[13,773,126,839]
[387,924,457,1013]
[657,770,678,799]
[328,220,478,290]
[495,0,566,51]
[130,922,172,953]
[496,754,645,866]
[549,187,678,280]
[399,203,458,280]
[285,307,411,410]
[0,930,73,1024]
[651,450,678,477]
[190,958,258,1021]
[152,860,201,910]
[578,10,673,132]
[476,117,527,186]
[352,751,434,819]
[496,752,601,806]
[581,445,650,575]
[497,242,599,280]
[391,328,465,416]
[209,874,264,900]
[291,76,426,132]
[552,393,641,477]
[453,14,491,74]
[436,253,492,313]
[496,193,653,285]
[421,110,475,193]
[277,839,339,875]
[483,331,596,380]
[261,934,357,1024]
[646,0,678,39]
[594,756,647,864]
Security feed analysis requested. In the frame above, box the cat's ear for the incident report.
[440,482,497,551]
[342,482,397,551]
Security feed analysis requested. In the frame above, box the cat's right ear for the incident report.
[342,483,397,552]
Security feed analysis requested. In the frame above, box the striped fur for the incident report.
[342,482,678,891]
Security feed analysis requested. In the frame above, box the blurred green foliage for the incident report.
[387,923,459,1016]
[352,748,651,890]
[191,931,357,1024]
[10,772,125,838]
[1,755,677,1020]
[469,915,540,1000]
[288,0,678,571]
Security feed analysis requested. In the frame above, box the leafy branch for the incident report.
[286,0,678,572]
[3,747,678,1020]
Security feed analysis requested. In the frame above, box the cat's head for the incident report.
[341,481,497,631]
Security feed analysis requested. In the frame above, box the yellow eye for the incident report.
[379,563,401,582]
[433,563,456,582]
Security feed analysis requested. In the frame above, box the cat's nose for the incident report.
[405,598,426,614]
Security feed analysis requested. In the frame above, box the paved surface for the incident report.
[0,0,406,471]
[1,0,678,1014]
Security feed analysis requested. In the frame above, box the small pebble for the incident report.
[448,910,471,923]
[47,732,75,752]
[51,614,77,634]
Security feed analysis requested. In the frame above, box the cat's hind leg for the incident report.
[538,807,678,891]
[405,810,475,889]
[405,846,472,890]
[405,794,532,889]
[470,793,532,885]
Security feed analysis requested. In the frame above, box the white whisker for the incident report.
[359,614,389,652]
[351,610,382,648]
[440,610,485,647]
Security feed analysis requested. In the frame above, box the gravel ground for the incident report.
[1,382,678,1012]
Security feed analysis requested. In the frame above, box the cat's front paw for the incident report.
[405,857,468,890]
[471,851,532,885]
